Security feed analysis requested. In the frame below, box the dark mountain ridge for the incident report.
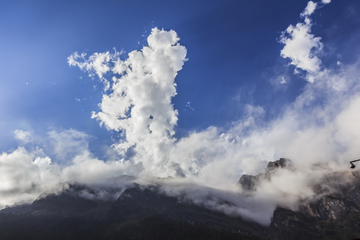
[1,158,360,240]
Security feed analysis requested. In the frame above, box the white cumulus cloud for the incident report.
[279,17,323,82]
[69,28,187,176]
[300,1,318,18]
[0,147,60,208]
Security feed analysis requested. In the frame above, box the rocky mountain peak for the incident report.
[239,158,293,192]
[266,158,293,172]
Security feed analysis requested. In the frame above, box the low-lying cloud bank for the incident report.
[1,0,360,225]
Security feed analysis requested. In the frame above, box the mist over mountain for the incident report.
[1,159,360,239]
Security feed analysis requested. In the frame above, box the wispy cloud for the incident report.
[14,130,31,144]
[280,7,323,82]
[47,129,91,164]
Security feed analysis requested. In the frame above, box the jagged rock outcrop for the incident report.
[266,158,293,172]
[239,158,292,192]
[298,171,360,221]
[239,158,360,239]
[239,174,261,192]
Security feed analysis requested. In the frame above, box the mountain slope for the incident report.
[1,159,360,240]
[0,183,264,240]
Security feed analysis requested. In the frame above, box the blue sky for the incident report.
[2,0,354,155]
[1,0,360,221]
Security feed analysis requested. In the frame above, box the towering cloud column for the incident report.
[69,28,187,176]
